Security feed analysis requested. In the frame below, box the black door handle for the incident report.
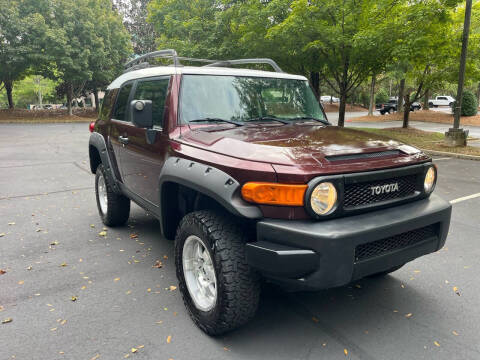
[118,136,129,145]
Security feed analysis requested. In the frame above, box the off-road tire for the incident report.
[175,210,260,335]
[369,264,405,277]
[95,164,130,226]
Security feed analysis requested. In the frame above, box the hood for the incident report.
[177,124,426,167]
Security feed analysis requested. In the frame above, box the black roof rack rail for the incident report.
[204,58,283,73]
[124,49,283,73]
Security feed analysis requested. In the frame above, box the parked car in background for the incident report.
[428,96,455,107]
[376,99,422,115]
[320,95,339,103]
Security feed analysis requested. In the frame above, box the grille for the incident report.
[355,225,437,262]
[325,150,400,162]
[344,174,417,209]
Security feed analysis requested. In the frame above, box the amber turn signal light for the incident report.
[241,182,307,206]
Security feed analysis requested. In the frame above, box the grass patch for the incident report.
[358,127,480,157]
[0,116,92,124]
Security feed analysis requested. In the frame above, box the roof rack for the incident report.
[204,59,283,73]
[123,49,283,73]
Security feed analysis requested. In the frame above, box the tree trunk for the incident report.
[423,89,430,110]
[310,72,320,99]
[402,92,411,128]
[93,89,100,112]
[66,83,73,116]
[338,91,347,127]
[368,74,376,116]
[398,78,405,112]
[5,80,14,109]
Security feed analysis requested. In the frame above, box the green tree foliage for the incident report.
[0,0,48,108]
[42,0,131,115]
[114,0,158,55]
[460,90,478,116]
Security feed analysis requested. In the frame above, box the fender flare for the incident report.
[89,132,121,193]
[158,157,262,235]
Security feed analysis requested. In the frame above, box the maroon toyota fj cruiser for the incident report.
[89,50,451,335]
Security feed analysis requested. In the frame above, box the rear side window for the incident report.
[133,78,170,127]
[99,90,114,121]
[113,83,133,121]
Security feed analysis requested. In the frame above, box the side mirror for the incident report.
[130,100,153,128]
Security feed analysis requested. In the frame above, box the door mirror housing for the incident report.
[130,100,153,128]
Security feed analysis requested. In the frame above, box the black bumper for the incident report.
[246,194,451,291]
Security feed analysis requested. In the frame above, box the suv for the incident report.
[428,96,455,108]
[376,99,421,115]
[89,50,451,335]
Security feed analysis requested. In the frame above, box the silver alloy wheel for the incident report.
[182,235,217,311]
[97,173,108,215]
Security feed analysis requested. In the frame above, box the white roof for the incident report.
[107,66,307,89]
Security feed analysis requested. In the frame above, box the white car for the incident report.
[320,95,339,103]
[428,96,455,107]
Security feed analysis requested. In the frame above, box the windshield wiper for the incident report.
[245,116,290,125]
[188,118,243,126]
[290,116,329,125]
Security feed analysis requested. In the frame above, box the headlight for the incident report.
[310,182,338,215]
[424,166,436,193]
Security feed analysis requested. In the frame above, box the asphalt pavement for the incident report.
[1,123,480,360]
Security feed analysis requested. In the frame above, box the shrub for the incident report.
[376,89,389,105]
[460,91,478,116]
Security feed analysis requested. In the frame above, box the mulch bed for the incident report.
[351,110,480,126]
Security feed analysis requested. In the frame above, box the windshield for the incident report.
[179,75,326,124]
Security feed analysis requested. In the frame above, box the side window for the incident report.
[133,78,170,127]
[99,90,114,121]
[113,83,133,121]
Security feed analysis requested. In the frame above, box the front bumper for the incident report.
[246,194,451,291]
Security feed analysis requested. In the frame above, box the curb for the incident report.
[420,148,480,161]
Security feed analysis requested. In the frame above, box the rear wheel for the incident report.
[95,164,130,226]
[175,210,260,335]
[388,108,394,114]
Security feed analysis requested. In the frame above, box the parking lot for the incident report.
[1,123,480,360]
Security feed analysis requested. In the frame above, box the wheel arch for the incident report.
[158,157,262,240]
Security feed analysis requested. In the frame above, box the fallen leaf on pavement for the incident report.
[163,255,168,259]
[60,319,67,325]
[312,317,319,323]
[18,280,24,285]
[405,313,413,318]
[98,231,107,237]
[90,354,100,360]
[50,327,57,331]
[452,330,459,336]
[147,288,151,292]
[2,318,13,324]
[131,348,137,353]
[71,296,77,302]
[90,224,95,228]
[114,278,120,282]
[130,234,138,239]
[138,345,144,349]
[153,260,163,268]
[0,306,4,312]
[8,222,15,225]
[344,349,348,356]
[223,347,230,351]
[434,341,440,347]
[27,266,32,270]
[169,286,177,291]
[0,233,5,237]
[453,286,461,296]
[60,262,67,267]
[50,241,58,246]
[167,335,172,344]
[0,269,6,275]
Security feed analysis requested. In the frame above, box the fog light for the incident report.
[310,182,337,215]
[424,166,436,193]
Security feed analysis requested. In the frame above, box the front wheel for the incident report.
[95,164,130,226]
[175,210,260,335]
